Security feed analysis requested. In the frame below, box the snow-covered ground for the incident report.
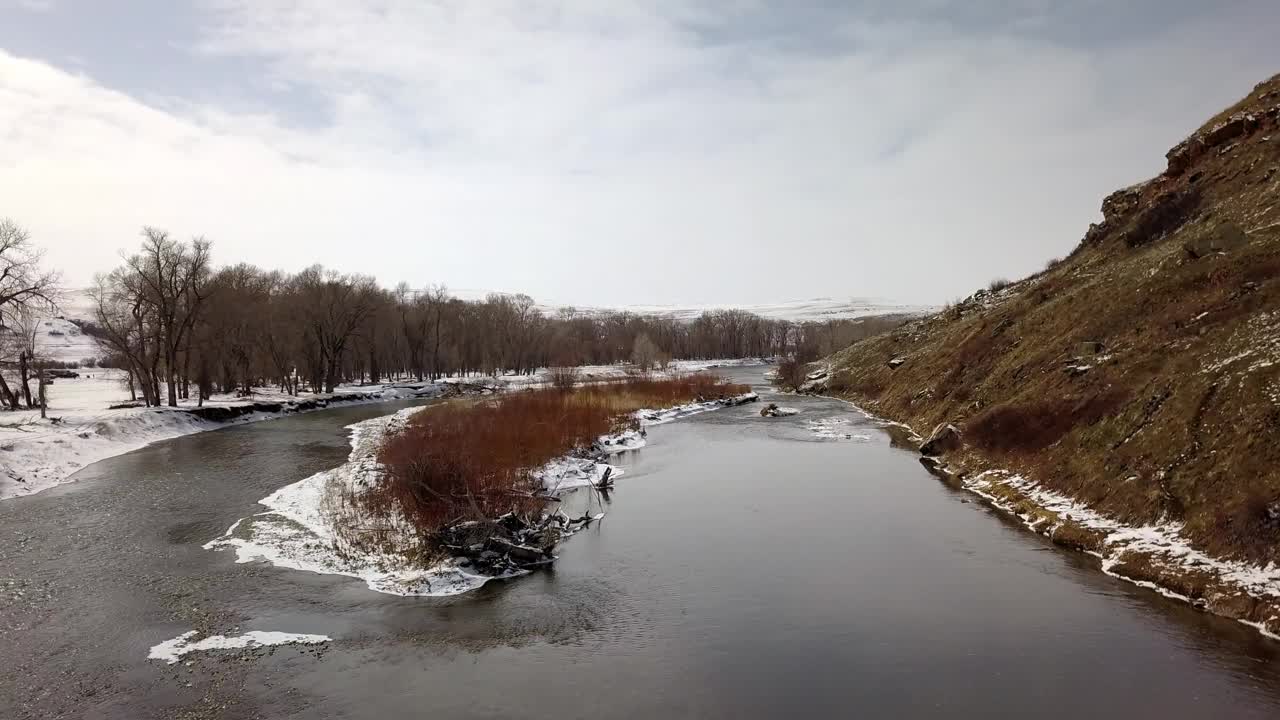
[204,392,758,597]
[33,315,99,365]
[0,369,443,500]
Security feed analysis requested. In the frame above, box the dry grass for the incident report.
[966,391,1129,454]
[359,374,749,541]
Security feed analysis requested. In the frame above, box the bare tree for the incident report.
[632,333,659,372]
[108,229,213,406]
[0,219,59,410]
[295,266,380,392]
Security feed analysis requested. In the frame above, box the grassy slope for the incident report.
[825,73,1280,565]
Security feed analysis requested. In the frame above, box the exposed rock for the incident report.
[1100,184,1145,222]
[760,403,799,418]
[887,355,907,369]
[919,422,962,457]
[1166,136,1204,176]
[1204,113,1251,147]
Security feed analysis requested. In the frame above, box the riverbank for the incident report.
[0,359,761,501]
[204,390,759,596]
[812,385,1280,641]
[0,370,450,500]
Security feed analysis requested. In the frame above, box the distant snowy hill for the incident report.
[448,289,934,322]
[34,289,101,364]
[602,297,935,322]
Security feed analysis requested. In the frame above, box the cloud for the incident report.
[2,1,1279,305]
[6,0,56,12]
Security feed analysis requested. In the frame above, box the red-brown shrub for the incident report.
[363,374,750,538]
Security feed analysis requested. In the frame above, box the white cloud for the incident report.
[2,2,1278,305]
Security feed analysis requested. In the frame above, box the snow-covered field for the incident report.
[0,370,443,500]
[204,392,758,597]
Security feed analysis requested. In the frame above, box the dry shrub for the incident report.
[774,357,807,391]
[967,389,1128,453]
[988,277,1013,292]
[548,366,579,392]
[364,374,750,538]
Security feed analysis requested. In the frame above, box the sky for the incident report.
[2,1,1278,307]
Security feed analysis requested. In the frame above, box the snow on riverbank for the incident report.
[0,359,763,501]
[205,392,759,596]
[0,369,443,500]
[964,470,1280,620]
[205,407,503,596]
[148,630,330,664]
[445,359,767,392]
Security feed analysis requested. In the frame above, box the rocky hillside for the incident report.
[820,74,1280,624]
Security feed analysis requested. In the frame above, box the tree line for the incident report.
[2,222,908,408]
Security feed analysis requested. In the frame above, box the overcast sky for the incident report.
[2,1,1278,307]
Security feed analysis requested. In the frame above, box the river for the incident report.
[2,368,1279,719]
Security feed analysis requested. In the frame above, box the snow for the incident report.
[636,392,758,425]
[205,393,756,597]
[148,630,330,664]
[445,290,934,323]
[0,369,444,501]
[204,407,509,597]
[445,359,767,392]
[33,316,100,365]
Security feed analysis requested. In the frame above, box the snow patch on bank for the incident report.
[148,630,330,664]
[205,393,757,597]
[204,407,506,596]
[637,392,758,425]
[0,371,443,501]
[965,470,1280,602]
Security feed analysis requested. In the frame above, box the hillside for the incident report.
[820,74,1280,630]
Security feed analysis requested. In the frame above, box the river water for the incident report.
[2,368,1280,719]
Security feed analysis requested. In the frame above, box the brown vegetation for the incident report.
[358,375,749,545]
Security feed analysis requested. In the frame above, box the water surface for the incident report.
[2,372,1279,719]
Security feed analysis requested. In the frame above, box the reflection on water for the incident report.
[3,376,1280,719]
